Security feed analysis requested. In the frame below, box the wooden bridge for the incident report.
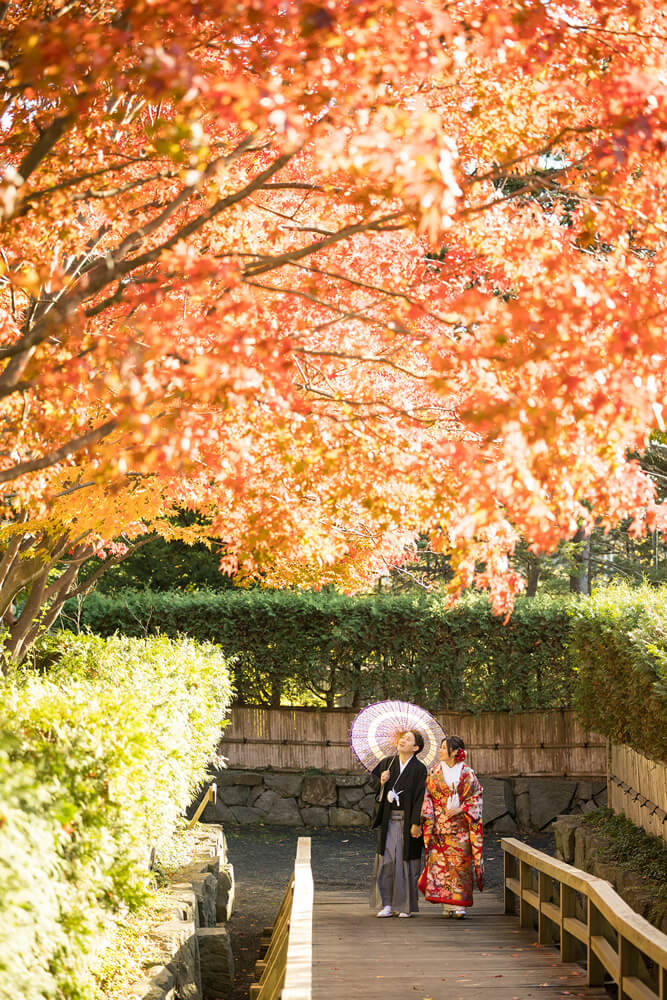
[251,837,667,1000]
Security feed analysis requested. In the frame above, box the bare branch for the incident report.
[567,20,667,43]
[0,137,263,367]
[83,280,127,318]
[464,125,596,188]
[66,533,155,601]
[294,378,454,423]
[0,379,33,399]
[68,170,177,203]
[111,135,258,260]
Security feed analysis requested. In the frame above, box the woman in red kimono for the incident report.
[418,735,484,918]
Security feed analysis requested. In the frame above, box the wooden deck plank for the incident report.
[313,890,609,1000]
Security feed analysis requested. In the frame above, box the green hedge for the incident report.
[0,633,232,1000]
[570,584,667,762]
[60,585,667,760]
[60,589,575,712]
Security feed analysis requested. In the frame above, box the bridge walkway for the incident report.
[312,889,608,1000]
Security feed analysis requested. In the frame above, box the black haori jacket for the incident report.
[371,754,427,861]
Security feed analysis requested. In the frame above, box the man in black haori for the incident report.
[370,729,427,918]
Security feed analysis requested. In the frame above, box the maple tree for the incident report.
[1,0,666,661]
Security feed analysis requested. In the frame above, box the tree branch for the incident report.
[14,155,156,215]
[110,136,257,261]
[67,533,155,602]
[0,143,296,370]
[0,418,117,485]
[242,212,408,278]
[258,182,341,192]
[243,277,414,339]
[17,112,76,186]
[115,146,300,275]
[295,346,430,381]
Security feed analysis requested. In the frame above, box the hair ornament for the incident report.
[454,747,466,763]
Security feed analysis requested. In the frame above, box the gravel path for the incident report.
[224,825,555,1000]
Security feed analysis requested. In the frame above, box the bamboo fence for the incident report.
[219,707,606,777]
[608,743,667,842]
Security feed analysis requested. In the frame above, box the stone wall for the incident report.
[553,814,667,934]
[201,767,607,834]
[130,825,236,1000]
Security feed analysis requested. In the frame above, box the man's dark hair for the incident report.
[410,730,425,754]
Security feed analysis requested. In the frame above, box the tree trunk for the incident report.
[270,676,283,707]
[19,562,83,661]
[525,554,541,597]
[569,528,591,595]
[0,534,152,667]
[4,565,50,662]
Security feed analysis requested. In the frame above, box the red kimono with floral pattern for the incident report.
[418,762,484,907]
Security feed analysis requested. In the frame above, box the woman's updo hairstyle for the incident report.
[445,735,466,763]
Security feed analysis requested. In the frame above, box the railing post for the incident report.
[560,884,578,963]
[519,859,531,929]
[504,847,517,915]
[538,871,551,946]
[619,932,638,1000]
[587,898,606,987]
[501,837,666,1000]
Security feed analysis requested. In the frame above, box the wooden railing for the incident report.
[502,838,667,1000]
[250,837,313,1000]
[186,782,216,829]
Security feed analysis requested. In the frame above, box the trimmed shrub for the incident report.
[570,584,667,762]
[0,731,66,1000]
[0,633,232,1000]
[60,589,576,712]
[60,585,667,756]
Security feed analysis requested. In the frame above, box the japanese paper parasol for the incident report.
[350,700,446,771]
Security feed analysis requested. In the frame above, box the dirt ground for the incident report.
[223,824,555,1000]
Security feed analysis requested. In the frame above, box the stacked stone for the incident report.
[204,768,607,833]
[553,814,667,934]
[481,777,608,835]
[131,824,235,1000]
[206,768,379,827]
